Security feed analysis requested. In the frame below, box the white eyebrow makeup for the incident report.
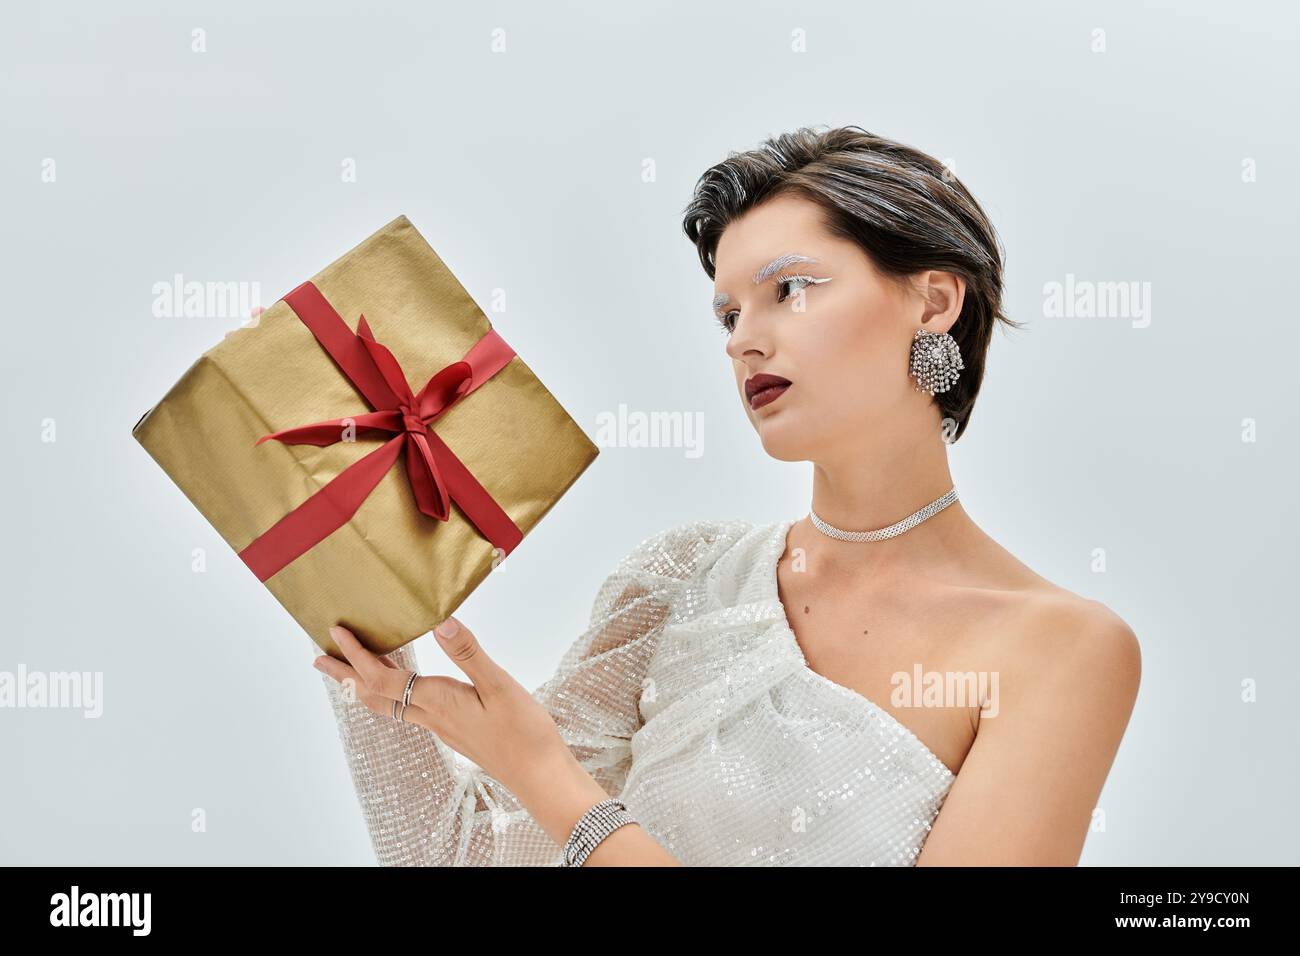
[752,253,819,284]
[713,253,827,317]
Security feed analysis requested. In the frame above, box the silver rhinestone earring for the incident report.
[909,328,964,395]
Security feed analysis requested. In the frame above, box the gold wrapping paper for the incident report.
[132,214,599,658]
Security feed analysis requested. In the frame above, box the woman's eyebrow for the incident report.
[713,253,820,314]
[753,253,818,284]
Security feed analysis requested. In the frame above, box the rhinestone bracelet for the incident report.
[560,798,637,867]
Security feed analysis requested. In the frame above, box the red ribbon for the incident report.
[237,281,523,582]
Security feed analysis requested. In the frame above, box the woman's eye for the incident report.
[775,275,814,304]
[714,275,825,335]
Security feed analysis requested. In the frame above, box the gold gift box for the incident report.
[132,214,599,658]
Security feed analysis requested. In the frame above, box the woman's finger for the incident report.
[314,653,361,692]
[407,671,479,720]
[321,622,495,731]
[314,654,375,709]
[328,624,412,701]
[431,617,506,692]
[315,649,433,721]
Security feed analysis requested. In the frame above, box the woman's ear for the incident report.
[916,270,966,332]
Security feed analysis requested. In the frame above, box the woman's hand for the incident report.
[313,618,575,803]
[314,615,681,864]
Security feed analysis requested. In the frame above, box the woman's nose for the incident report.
[725,312,769,361]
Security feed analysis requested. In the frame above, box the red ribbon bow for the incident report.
[237,281,523,582]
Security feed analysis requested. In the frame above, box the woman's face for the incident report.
[712,192,960,463]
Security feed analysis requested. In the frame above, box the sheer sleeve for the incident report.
[318,520,734,866]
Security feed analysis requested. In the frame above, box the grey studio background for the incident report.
[2,1,1296,866]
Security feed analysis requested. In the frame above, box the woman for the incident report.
[313,125,1141,866]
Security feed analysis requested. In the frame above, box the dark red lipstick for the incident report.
[745,372,793,411]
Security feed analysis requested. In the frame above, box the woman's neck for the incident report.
[802,428,978,579]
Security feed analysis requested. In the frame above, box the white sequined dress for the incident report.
[320,518,956,866]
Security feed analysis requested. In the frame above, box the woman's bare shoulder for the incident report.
[993,593,1140,730]
[963,534,1141,691]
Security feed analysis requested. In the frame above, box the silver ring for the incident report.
[401,670,418,708]
[391,671,418,722]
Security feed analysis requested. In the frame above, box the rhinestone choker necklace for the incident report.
[809,487,959,542]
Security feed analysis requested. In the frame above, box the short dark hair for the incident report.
[681,124,1024,442]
